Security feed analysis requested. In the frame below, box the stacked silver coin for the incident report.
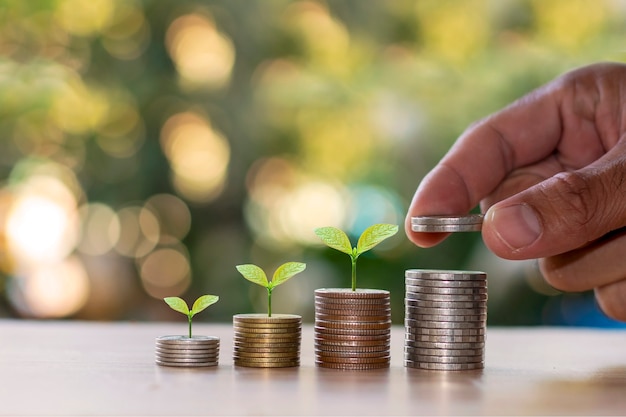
[155,335,220,367]
[404,269,487,371]
[315,288,391,370]
[233,314,301,368]
[411,214,484,232]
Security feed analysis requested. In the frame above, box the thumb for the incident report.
[482,162,626,260]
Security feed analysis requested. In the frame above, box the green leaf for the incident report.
[236,264,269,288]
[164,297,189,316]
[190,294,219,317]
[271,262,306,288]
[356,223,399,255]
[314,226,353,255]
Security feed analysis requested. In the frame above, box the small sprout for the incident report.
[315,223,398,291]
[236,262,306,317]
[164,294,219,338]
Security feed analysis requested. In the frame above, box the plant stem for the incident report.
[267,287,273,317]
[351,256,357,291]
[188,314,192,338]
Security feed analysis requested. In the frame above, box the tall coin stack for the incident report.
[155,335,220,367]
[233,314,301,368]
[404,269,487,371]
[314,288,391,370]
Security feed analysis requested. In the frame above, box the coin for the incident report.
[406,285,488,295]
[315,314,391,323]
[406,307,487,316]
[404,325,485,335]
[233,326,301,334]
[155,344,220,352]
[405,354,484,364]
[405,292,488,302]
[314,306,391,316]
[234,359,300,368]
[233,313,302,323]
[234,340,300,348]
[315,355,390,364]
[405,278,486,288]
[156,350,219,358]
[314,333,390,343]
[233,322,301,330]
[315,288,389,299]
[316,361,389,370]
[234,351,299,359]
[404,360,483,371]
[405,347,483,357]
[156,359,218,367]
[315,349,390,358]
[234,345,299,354]
[405,334,483,344]
[314,343,389,353]
[315,320,390,329]
[405,339,485,349]
[411,214,483,232]
[405,299,486,310]
[405,269,486,281]
[233,329,301,337]
[314,327,390,337]
[409,314,487,323]
[405,319,485,329]
[314,299,391,308]
[156,335,220,345]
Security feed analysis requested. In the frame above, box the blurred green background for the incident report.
[0,0,624,326]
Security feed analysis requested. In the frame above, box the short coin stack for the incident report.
[155,335,220,367]
[314,288,391,370]
[233,314,301,368]
[411,214,484,232]
[404,269,487,371]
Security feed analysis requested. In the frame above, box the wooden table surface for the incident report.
[1,320,626,416]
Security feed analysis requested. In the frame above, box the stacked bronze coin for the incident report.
[404,269,487,371]
[155,335,220,367]
[315,288,391,370]
[233,314,301,368]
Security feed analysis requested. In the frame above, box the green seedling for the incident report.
[164,294,219,338]
[236,262,306,317]
[314,223,398,291]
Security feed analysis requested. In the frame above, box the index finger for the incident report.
[405,82,563,247]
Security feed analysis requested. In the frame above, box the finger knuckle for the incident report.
[540,171,598,237]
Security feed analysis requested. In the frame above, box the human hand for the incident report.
[405,62,626,321]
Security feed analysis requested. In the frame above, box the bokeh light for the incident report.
[77,203,120,256]
[165,13,235,89]
[7,256,90,318]
[160,111,231,204]
[114,206,160,259]
[139,245,191,299]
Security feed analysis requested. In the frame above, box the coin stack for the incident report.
[155,335,220,368]
[233,314,301,368]
[314,288,391,370]
[411,214,484,232]
[404,269,487,371]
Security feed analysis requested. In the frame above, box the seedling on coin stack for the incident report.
[164,295,219,338]
[314,224,398,291]
[312,223,398,370]
[236,262,306,317]
[156,294,221,368]
[233,262,306,368]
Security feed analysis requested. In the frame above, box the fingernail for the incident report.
[490,204,542,250]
